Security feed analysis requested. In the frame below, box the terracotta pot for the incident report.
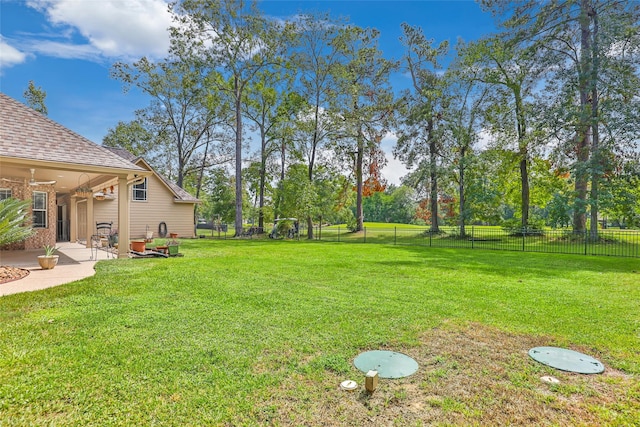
[130,240,146,252]
[38,255,59,270]
[169,233,178,239]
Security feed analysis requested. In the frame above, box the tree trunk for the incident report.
[589,5,600,241]
[258,126,266,232]
[574,0,593,234]
[193,138,210,233]
[458,152,466,237]
[513,86,529,229]
[355,127,364,232]
[305,105,321,241]
[427,117,439,233]
[234,79,244,237]
[274,137,286,220]
[519,157,530,229]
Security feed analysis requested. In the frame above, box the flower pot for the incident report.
[130,240,146,252]
[169,233,178,239]
[38,255,59,270]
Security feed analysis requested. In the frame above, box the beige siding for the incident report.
[93,189,119,230]
[77,200,87,240]
[92,174,196,240]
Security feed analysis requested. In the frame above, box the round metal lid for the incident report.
[340,380,358,391]
[353,350,419,379]
[528,346,604,374]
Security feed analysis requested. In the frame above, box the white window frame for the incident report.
[0,188,12,200]
[32,191,47,228]
[132,178,148,202]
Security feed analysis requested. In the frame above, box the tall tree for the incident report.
[482,0,640,234]
[290,13,347,239]
[243,66,295,231]
[103,118,165,168]
[111,56,224,190]
[171,0,290,236]
[333,25,396,232]
[441,60,489,237]
[272,91,306,220]
[460,33,544,229]
[23,81,47,115]
[396,23,449,233]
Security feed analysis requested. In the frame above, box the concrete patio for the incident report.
[0,242,111,296]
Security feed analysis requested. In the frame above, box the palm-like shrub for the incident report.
[0,198,34,247]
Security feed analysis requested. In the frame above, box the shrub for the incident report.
[0,198,34,247]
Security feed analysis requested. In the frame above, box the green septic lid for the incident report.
[353,350,419,379]
[528,347,604,374]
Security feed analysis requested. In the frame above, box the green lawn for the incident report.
[1,240,639,425]
[318,223,640,257]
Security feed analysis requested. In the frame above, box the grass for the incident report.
[318,223,640,257]
[1,239,639,425]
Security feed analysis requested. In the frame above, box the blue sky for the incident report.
[0,0,496,184]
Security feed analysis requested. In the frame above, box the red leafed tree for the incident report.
[363,139,387,197]
[415,198,431,223]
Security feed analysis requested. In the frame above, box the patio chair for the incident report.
[91,221,113,260]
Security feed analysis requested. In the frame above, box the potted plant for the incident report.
[166,238,180,256]
[38,245,59,270]
[130,239,146,252]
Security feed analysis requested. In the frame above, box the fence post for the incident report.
[429,228,432,247]
[522,228,526,252]
[471,226,474,249]
[394,227,397,245]
[364,226,367,243]
[584,230,588,255]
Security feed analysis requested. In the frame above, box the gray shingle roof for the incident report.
[0,92,143,172]
[163,176,200,203]
[104,146,139,163]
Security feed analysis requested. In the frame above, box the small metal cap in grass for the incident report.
[340,380,358,391]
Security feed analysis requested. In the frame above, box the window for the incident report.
[0,189,11,200]
[32,191,47,228]
[132,178,147,201]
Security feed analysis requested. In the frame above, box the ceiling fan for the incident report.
[29,169,56,186]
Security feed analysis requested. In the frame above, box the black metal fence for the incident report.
[314,226,640,258]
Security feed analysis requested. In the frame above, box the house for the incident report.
[0,92,198,257]
[95,147,200,240]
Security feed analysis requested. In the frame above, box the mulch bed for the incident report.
[0,266,30,284]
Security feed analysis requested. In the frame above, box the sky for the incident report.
[0,0,497,185]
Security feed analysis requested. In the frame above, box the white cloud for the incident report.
[23,39,100,61]
[25,0,172,60]
[379,131,410,186]
[476,127,492,150]
[0,37,29,70]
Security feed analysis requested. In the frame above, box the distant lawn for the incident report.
[1,240,639,425]
[319,223,640,257]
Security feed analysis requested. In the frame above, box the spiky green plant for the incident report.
[0,197,34,247]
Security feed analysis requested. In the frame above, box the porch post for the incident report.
[117,176,130,258]
[85,194,94,248]
[70,196,77,242]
